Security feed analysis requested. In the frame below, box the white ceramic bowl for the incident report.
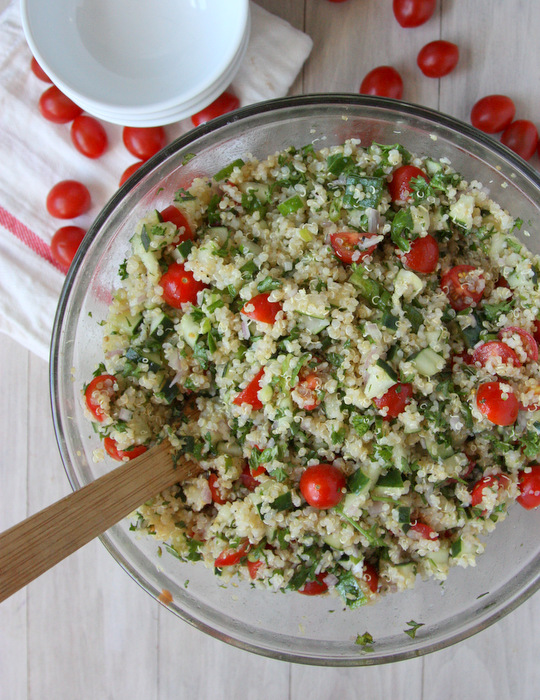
[77,24,250,127]
[21,0,249,122]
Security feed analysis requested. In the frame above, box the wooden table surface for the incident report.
[1,1,539,698]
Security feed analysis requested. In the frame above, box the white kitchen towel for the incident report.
[0,1,312,360]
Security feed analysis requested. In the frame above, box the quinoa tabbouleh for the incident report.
[84,139,540,608]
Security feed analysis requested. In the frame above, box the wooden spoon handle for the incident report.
[0,441,200,603]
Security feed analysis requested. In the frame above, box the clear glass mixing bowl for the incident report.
[50,95,540,665]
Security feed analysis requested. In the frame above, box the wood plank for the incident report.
[291,657,424,700]
[158,612,291,698]
[0,336,29,700]
[303,0,440,109]
[25,354,161,700]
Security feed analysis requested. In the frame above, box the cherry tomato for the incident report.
[46,180,91,219]
[388,164,429,202]
[122,126,167,160]
[233,368,265,409]
[299,463,346,509]
[241,292,283,324]
[498,327,538,362]
[400,234,439,273]
[363,562,379,594]
[470,95,515,134]
[500,120,539,161]
[517,465,540,510]
[440,265,485,311]
[104,437,147,462]
[330,231,379,264]
[476,381,519,426]
[240,460,266,491]
[159,262,207,307]
[191,91,240,127]
[417,40,459,78]
[393,0,436,27]
[208,473,227,505]
[160,205,193,241]
[471,340,521,369]
[298,573,329,596]
[470,474,509,508]
[214,539,251,567]
[247,559,263,580]
[70,115,108,159]
[50,225,86,269]
[359,66,403,99]
[39,85,83,123]
[84,374,117,421]
[294,372,321,411]
[119,161,145,187]
[373,382,413,419]
[31,56,51,82]
[408,521,439,540]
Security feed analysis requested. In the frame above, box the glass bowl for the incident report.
[50,95,540,665]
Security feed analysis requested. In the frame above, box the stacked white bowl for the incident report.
[21,0,250,127]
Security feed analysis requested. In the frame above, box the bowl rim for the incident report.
[50,93,540,666]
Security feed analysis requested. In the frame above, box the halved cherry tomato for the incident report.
[31,56,52,82]
[214,539,251,567]
[373,382,413,419]
[498,327,538,362]
[208,473,227,505]
[70,115,108,159]
[393,0,436,27]
[299,463,346,509]
[533,320,540,345]
[330,231,379,264]
[476,381,519,426]
[46,180,91,219]
[233,368,265,409]
[298,573,329,596]
[191,91,240,127]
[417,40,459,78]
[359,66,403,99]
[39,86,83,123]
[84,374,116,422]
[103,437,147,462]
[400,234,439,273]
[241,292,283,324]
[363,562,379,594]
[388,165,429,202]
[119,161,144,187]
[50,225,86,269]
[440,265,485,311]
[471,340,521,370]
[470,95,516,134]
[240,460,266,491]
[294,372,321,411]
[159,205,193,244]
[122,126,167,160]
[470,474,510,508]
[408,521,439,540]
[159,262,207,307]
[517,465,540,510]
[501,120,539,161]
[247,559,263,580]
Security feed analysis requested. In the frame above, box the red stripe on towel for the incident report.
[0,205,64,271]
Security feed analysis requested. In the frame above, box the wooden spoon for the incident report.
[0,441,201,603]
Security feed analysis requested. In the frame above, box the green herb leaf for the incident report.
[404,620,424,639]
